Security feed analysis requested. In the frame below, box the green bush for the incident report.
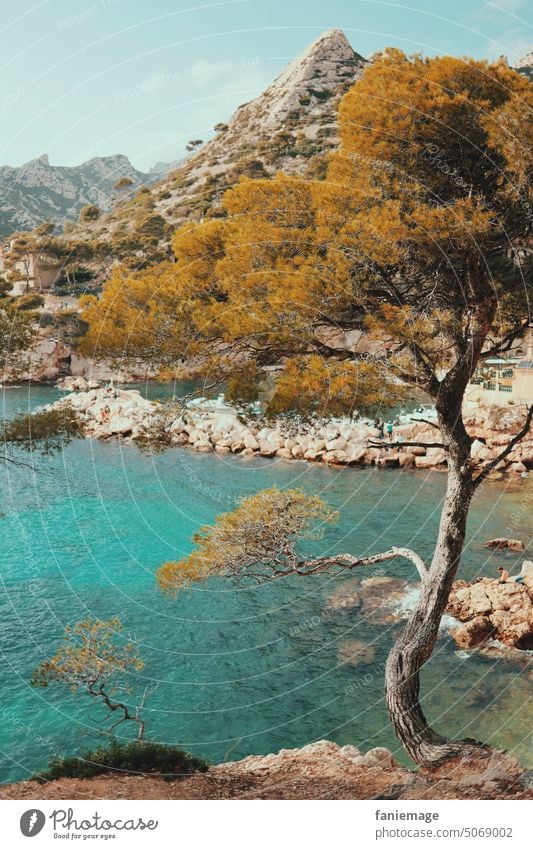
[34,740,209,783]
[14,293,45,310]
[37,311,55,327]
[79,204,101,222]
[0,279,12,298]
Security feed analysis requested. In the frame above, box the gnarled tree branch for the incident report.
[295,545,428,581]
[368,440,447,450]
[473,404,533,489]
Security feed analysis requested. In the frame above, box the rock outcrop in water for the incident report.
[447,562,533,651]
[49,386,533,479]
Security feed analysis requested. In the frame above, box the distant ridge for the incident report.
[512,49,533,80]
[0,153,150,238]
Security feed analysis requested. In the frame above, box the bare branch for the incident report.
[368,440,447,450]
[480,320,529,359]
[296,545,428,581]
[409,417,440,430]
[473,404,533,489]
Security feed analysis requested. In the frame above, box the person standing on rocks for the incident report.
[99,405,110,424]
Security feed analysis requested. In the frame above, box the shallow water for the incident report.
[0,385,531,782]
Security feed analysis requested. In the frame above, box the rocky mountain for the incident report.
[14,32,530,257]
[66,29,367,246]
[148,159,183,176]
[0,153,150,238]
[513,50,533,81]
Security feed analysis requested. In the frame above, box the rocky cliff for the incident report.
[60,30,367,247]
[2,741,531,800]
[0,153,150,238]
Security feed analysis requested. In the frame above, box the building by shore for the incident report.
[466,326,533,405]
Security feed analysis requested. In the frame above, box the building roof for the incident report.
[516,360,533,370]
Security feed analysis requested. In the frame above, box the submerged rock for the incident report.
[484,538,525,552]
[337,640,376,667]
[324,579,361,613]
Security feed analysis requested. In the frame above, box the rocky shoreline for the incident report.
[50,381,533,478]
[322,569,533,662]
[2,741,531,800]
[447,563,533,653]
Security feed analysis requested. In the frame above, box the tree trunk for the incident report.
[384,400,489,768]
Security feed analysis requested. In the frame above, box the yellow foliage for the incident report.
[266,355,402,419]
[81,52,531,403]
[157,487,338,594]
[32,618,143,693]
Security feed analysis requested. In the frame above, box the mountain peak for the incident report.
[513,49,533,69]
[7,29,368,242]
[305,28,358,56]
[258,28,366,128]
[23,153,50,168]
[83,153,134,168]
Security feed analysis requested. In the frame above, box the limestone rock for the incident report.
[469,583,492,615]
[362,747,401,769]
[414,454,435,468]
[521,560,533,578]
[508,462,527,474]
[452,616,495,649]
[447,576,533,651]
[43,388,533,479]
[108,415,134,435]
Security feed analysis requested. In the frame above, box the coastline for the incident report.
[46,382,533,482]
[1,741,531,801]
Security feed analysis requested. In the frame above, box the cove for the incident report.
[0,384,531,783]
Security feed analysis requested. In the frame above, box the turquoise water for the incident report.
[0,385,531,783]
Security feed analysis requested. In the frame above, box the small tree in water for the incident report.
[32,618,148,741]
[83,53,533,767]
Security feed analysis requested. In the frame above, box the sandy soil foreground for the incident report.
[2,741,531,801]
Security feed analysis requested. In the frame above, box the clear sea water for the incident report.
[0,384,531,783]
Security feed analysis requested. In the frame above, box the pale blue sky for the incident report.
[1,0,531,171]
